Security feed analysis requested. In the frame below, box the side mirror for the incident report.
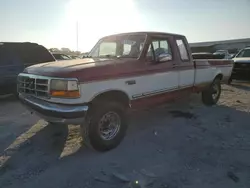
[158,53,172,62]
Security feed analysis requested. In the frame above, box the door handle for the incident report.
[125,80,136,85]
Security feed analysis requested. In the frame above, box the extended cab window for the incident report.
[176,39,189,61]
[147,38,172,62]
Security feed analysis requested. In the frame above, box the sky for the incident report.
[1,0,250,52]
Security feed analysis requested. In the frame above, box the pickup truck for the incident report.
[17,32,233,151]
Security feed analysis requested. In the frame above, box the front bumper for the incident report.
[19,94,89,125]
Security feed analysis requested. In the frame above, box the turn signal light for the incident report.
[50,90,80,98]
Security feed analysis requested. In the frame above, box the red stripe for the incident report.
[131,87,193,109]
[208,60,234,66]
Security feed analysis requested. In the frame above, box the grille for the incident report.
[18,75,49,97]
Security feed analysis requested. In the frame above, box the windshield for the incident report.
[235,49,250,58]
[88,34,146,58]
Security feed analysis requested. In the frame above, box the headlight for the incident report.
[50,79,80,98]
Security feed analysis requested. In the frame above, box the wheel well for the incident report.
[215,74,223,80]
[91,90,130,108]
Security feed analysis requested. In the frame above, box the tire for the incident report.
[80,101,128,152]
[202,78,221,106]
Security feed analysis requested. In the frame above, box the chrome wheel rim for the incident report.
[212,83,219,100]
[98,112,121,140]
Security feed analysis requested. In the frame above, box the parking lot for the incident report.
[0,83,250,188]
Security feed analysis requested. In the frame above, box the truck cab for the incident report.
[17,32,233,151]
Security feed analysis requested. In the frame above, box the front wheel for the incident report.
[80,101,128,152]
[202,78,221,106]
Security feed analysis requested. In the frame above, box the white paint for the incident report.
[42,71,177,104]
[218,65,233,79]
[195,67,215,84]
[38,64,233,105]
[179,69,195,87]
[82,71,179,102]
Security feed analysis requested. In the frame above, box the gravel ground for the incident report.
[0,82,250,188]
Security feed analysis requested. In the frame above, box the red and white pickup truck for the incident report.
[18,32,233,151]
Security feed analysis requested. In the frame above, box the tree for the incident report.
[49,48,59,52]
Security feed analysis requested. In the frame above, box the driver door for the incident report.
[132,36,179,107]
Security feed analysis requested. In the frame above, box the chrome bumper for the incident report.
[19,94,88,125]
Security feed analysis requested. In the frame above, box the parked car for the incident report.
[229,47,250,82]
[52,53,72,61]
[0,42,55,95]
[17,32,233,151]
[213,50,231,59]
[69,55,80,59]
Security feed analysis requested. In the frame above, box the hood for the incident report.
[24,58,116,73]
[233,57,250,63]
[23,57,140,82]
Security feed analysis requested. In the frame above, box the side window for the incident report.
[122,40,144,57]
[146,39,172,62]
[123,44,131,55]
[152,41,159,50]
[176,39,189,61]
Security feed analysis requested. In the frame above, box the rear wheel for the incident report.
[81,101,128,152]
[202,78,221,106]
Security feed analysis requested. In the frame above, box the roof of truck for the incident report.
[103,31,185,38]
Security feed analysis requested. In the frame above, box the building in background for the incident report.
[190,38,250,54]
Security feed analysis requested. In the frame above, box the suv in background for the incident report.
[0,42,55,95]
[230,47,250,82]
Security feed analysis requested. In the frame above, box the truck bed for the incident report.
[194,59,233,84]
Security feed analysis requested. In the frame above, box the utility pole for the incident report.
[76,21,79,51]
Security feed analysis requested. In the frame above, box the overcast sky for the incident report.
[1,0,250,52]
